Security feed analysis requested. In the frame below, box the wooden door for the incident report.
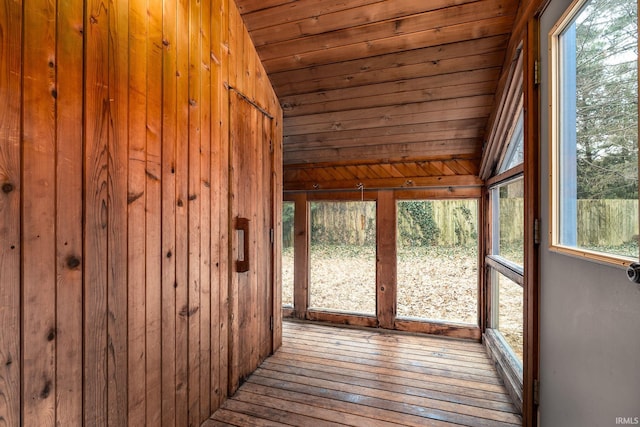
[228,90,274,394]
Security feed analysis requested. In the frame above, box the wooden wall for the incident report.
[0,0,282,425]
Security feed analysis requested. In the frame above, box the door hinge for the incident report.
[270,228,274,245]
[533,379,540,406]
[534,218,541,245]
[534,60,541,85]
[270,316,274,331]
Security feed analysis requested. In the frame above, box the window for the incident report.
[396,200,479,325]
[491,177,525,268]
[495,273,523,362]
[282,201,294,308]
[309,201,376,315]
[498,111,524,174]
[488,174,524,367]
[487,106,525,368]
[551,0,638,262]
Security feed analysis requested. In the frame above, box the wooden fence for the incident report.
[577,199,638,247]
[284,199,639,249]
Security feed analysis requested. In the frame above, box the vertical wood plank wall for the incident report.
[0,0,282,425]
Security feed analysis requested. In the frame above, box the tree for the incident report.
[574,0,638,200]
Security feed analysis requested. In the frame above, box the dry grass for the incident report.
[282,244,523,361]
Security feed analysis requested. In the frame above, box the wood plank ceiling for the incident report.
[235,0,520,191]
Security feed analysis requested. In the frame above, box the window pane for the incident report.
[495,272,523,365]
[555,0,638,259]
[492,177,524,267]
[498,110,524,173]
[282,201,294,307]
[397,200,478,325]
[309,201,376,315]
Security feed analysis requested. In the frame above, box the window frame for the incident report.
[487,171,525,368]
[281,200,295,309]
[484,96,526,409]
[548,0,639,267]
[395,198,481,326]
[307,198,378,316]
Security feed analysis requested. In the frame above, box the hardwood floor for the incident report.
[204,320,522,427]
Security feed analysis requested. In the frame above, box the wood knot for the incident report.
[166,251,172,258]
[127,191,144,204]
[51,89,57,99]
[2,183,14,193]
[47,328,56,341]
[41,380,52,399]
[188,194,197,201]
[66,255,81,269]
[177,199,184,207]
[162,39,170,47]
[179,305,199,317]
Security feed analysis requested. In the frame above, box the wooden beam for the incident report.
[174,0,190,421]
[218,0,231,407]
[284,118,486,146]
[264,16,515,73]
[55,0,83,423]
[284,175,483,192]
[21,1,57,425]
[284,153,480,169]
[198,0,213,421]
[271,35,509,94]
[141,0,164,423]
[0,0,21,422]
[376,191,397,329]
[285,130,483,152]
[306,311,379,328]
[285,94,494,129]
[127,0,148,423]
[236,0,300,16]
[108,0,129,424]
[247,0,479,44]
[284,140,482,165]
[187,0,203,420]
[281,68,501,117]
[243,0,386,32]
[84,0,110,422]
[285,80,498,118]
[486,164,525,188]
[522,17,541,427]
[258,0,515,62]
[394,319,482,341]
[272,109,284,351]
[161,0,178,422]
[394,187,482,199]
[293,194,309,319]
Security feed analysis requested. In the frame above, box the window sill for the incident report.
[549,244,636,269]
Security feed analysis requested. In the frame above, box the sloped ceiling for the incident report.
[235,0,520,189]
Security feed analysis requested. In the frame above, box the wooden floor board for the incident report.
[265,354,514,404]
[282,326,491,360]
[281,338,496,375]
[260,359,516,412]
[206,320,522,427]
